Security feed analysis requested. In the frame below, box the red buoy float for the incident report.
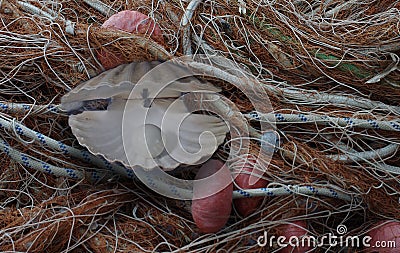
[191,159,233,233]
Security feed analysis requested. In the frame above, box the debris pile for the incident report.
[0,0,399,252]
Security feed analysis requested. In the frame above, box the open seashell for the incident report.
[61,61,229,170]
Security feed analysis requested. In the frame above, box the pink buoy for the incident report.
[191,159,233,233]
[98,10,164,70]
[366,220,400,252]
[277,220,312,253]
[233,156,268,217]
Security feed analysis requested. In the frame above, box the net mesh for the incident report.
[1,0,399,252]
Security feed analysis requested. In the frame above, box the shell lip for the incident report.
[75,134,223,171]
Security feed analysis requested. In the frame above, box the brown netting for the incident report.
[1,0,400,252]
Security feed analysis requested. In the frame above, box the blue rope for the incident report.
[0,116,135,179]
[0,137,83,180]
[0,135,358,202]
[248,112,400,132]
[0,101,60,114]
[232,185,357,202]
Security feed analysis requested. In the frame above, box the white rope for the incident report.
[373,163,400,175]
[82,0,116,16]
[17,1,55,20]
[248,112,400,132]
[0,101,60,115]
[0,137,85,180]
[0,114,357,202]
[262,85,400,114]
[16,1,75,35]
[181,0,203,55]
[232,185,357,203]
[0,136,356,202]
[328,143,399,163]
[0,115,135,179]
[192,33,400,114]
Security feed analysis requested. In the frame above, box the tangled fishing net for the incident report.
[1,0,400,252]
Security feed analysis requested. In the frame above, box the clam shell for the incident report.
[61,61,220,112]
[62,61,228,170]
